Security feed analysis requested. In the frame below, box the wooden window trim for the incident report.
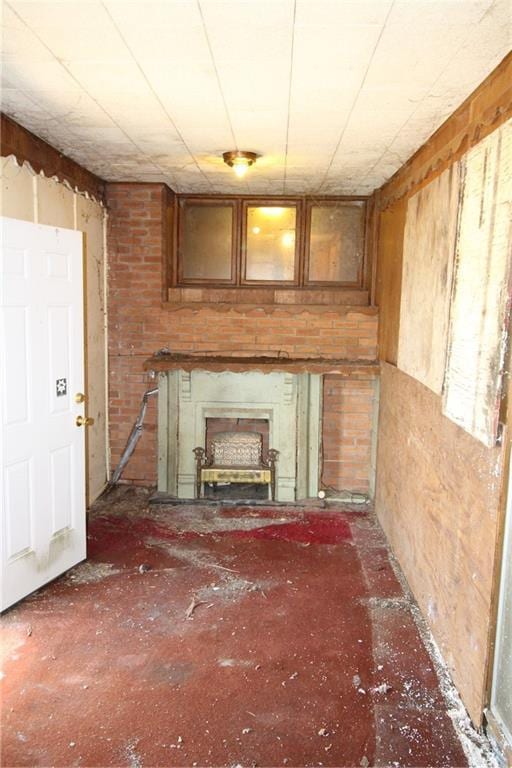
[241,199,302,287]
[173,194,369,291]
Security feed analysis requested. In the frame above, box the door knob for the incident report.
[75,392,86,404]
[76,415,94,427]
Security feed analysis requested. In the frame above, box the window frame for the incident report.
[177,197,239,286]
[241,199,303,287]
[304,199,367,288]
[173,194,368,291]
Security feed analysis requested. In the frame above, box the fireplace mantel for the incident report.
[145,353,379,377]
[157,369,324,501]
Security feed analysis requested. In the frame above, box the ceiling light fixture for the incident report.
[223,150,258,179]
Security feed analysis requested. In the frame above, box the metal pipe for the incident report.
[109,387,158,485]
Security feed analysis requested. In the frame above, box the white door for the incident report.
[1,217,87,611]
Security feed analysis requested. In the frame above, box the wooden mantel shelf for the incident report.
[144,353,380,377]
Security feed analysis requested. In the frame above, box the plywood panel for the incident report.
[77,195,107,501]
[375,363,503,725]
[36,175,75,228]
[374,199,406,364]
[397,165,460,393]
[443,120,512,447]
[0,156,35,221]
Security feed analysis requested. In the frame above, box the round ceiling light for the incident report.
[222,150,258,178]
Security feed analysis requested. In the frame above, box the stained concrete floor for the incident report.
[1,487,471,768]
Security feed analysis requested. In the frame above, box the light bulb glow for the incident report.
[261,207,284,217]
[282,232,294,248]
[252,226,261,234]
[233,159,249,178]
[223,150,257,178]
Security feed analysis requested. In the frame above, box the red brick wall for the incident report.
[321,377,376,493]
[107,183,378,491]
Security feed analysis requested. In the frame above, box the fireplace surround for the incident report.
[157,369,322,501]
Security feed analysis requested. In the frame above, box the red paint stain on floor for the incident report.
[0,488,467,768]
[229,514,352,544]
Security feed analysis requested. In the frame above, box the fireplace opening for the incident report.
[204,417,270,500]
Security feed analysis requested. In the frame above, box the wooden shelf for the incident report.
[166,286,372,310]
[144,353,380,377]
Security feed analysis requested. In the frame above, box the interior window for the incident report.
[308,202,365,283]
[245,206,297,282]
[180,203,233,281]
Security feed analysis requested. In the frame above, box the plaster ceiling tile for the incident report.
[296,0,393,28]
[2,57,82,94]
[73,125,141,146]
[64,58,151,97]
[131,172,169,182]
[287,68,365,105]
[429,0,511,94]
[140,61,230,130]
[363,11,484,93]
[1,3,54,61]
[286,122,351,152]
[165,126,237,158]
[198,0,295,65]
[18,89,115,129]
[293,19,384,72]
[341,116,413,147]
[128,134,191,156]
[1,89,52,128]
[103,0,208,65]
[7,0,130,61]
[227,109,287,146]
[215,61,290,114]
[352,86,429,116]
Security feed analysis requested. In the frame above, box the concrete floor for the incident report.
[1,487,470,767]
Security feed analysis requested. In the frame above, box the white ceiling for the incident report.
[1,0,510,195]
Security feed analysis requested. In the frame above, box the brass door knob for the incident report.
[75,392,86,404]
[76,415,94,427]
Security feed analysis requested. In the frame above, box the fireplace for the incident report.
[206,417,269,458]
[157,369,322,501]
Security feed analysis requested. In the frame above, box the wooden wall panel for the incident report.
[374,54,512,727]
[374,199,406,364]
[376,363,503,725]
[444,120,512,446]
[397,164,460,394]
[77,195,108,502]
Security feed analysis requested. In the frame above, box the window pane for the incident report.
[181,204,233,280]
[308,203,365,283]
[246,206,296,281]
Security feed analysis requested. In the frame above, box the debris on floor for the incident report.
[0,485,493,767]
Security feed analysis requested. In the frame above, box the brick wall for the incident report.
[321,377,376,493]
[107,182,379,492]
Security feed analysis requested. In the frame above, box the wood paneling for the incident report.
[167,286,369,307]
[397,164,460,393]
[374,199,406,364]
[374,55,512,727]
[0,113,105,202]
[443,120,512,447]
[376,363,503,725]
